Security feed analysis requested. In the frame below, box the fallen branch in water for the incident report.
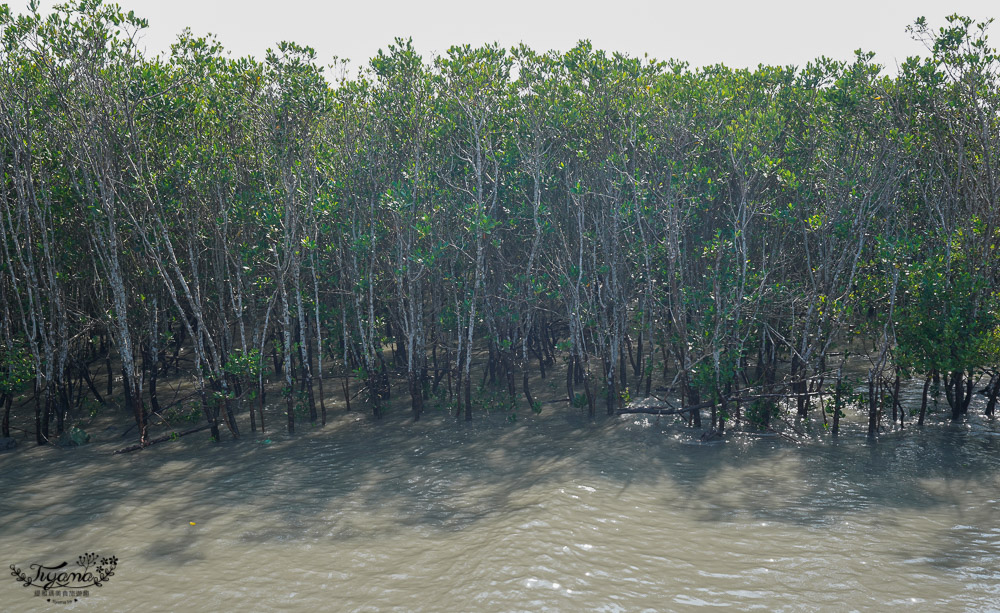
[616,400,716,416]
[616,390,837,417]
[112,423,213,455]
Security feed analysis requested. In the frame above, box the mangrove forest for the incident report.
[1,1,999,449]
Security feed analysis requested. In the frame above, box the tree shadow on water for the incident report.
[1,403,998,570]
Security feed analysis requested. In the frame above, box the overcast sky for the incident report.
[5,1,999,74]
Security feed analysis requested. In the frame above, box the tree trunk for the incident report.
[318,371,327,426]
[464,375,472,422]
[984,374,999,418]
[583,368,596,421]
[918,375,931,426]
[342,372,351,413]
[688,384,702,429]
[605,358,617,417]
[867,377,878,438]
[893,372,902,428]
[832,379,842,436]
[793,355,808,419]
[523,369,535,413]
[201,388,220,442]
[950,370,964,422]
[566,354,575,405]
[962,374,974,416]
[1,393,10,438]
[149,356,161,417]
[77,360,106,406]
[56,382,68,435]
[105,350,113,397]
[258,379,266,433]
[619,347,628,393]
[410,373,423,421]
[33,384,43,445]
[222,381,239,438]
[42,384,53,443]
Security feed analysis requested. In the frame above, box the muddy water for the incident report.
[3,393,1000,612]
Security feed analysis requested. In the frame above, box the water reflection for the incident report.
[2,402,999,611]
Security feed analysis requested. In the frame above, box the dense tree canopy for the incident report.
[2,1,998,446]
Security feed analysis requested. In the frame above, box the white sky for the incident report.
[5,1,999,74]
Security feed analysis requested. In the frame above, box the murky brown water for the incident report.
[3,384,1000,612]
